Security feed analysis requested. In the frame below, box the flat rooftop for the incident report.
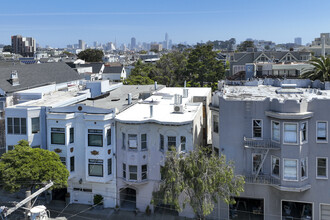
[221,85,330,102]
[79,84,165,112]
[116,87,211,125]
[9,86,89,108]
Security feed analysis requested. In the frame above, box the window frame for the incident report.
[107,128,111,146]
[88,159,103,177]
[180,136,186,151]
[129,165,138,180]
[213,115,219,133]
[271,120,280,143]
[316,157,328,179]
[167,136,176,151]
[108,158,112,175]
[141,134,147,150]
[88,129,103,147]
[283,122,298,145]
[160,134,164,151]
[122,133,126,149]
[300,121,308,144]
[70,156,75,172]
[7,117,26,135]
[316,121,328,143]
[128,134,138,150]
[123,163,126,178]
[141,164,147,180]
[31,117,40,134]
[252,119,263,139]
[69,127,74,144]
[283,158,299,181]
[51,128,65,145]
[271,156,280,178]
[301,157,308,181]
[252,153,263,174]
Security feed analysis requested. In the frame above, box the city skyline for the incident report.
[0,0,330,47]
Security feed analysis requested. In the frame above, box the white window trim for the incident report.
[271,155,280,179]
[300,121,308,144]
[320,203,330,220]
[252,119,263,139]
[283,122,298,145]
[252,153,263,174]
[316,157,328,179]
[316,121,328,143]
[283,158,299,182]
[301,157,308,181]
[271,120,280,143]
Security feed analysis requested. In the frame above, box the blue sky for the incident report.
[0,0,329,47]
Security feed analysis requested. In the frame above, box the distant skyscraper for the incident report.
[79,40,85,50]
[165,33,169,49]
[131,37,136,50]
[93,41,98,48]
[294,37,302,46]
[11,35,36,57]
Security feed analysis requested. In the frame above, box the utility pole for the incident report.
[0,181,53,219]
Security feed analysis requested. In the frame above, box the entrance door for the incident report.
[120,188,136,210]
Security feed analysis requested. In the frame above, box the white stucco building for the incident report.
[115,87,211,217]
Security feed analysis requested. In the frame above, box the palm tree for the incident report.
[301,56,330,81]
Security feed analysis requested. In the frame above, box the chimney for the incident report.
[128,93,132,105]
[150,105,153,118]
[154,81,158,90]
[322,35,326,57]
[10,70,19,86]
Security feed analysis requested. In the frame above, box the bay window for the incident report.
[51,128,65,145]
[88,159,103,177]
[284,123,298,144]
[317,121,327,142]
[272,121,280,142]
[88,129,103,147]
[283,159,298,181]
[271,156,280,178]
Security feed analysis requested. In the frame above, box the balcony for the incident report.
[243,138,281,150]
[244,174,311,192]
[244,174,280,186]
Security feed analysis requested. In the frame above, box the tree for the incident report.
[77,49,104,62]
[123,75,154,85]
[62,51,75,57]
[2,45,12,53]
[152,146,245,219]
[0,140,69,192]
[153,50,188,87]
[186,44,225,88]
[300,56,330,81]
[237,40,255,52]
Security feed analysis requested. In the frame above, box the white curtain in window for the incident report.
[284,159,297,180]
[318,122,326,138]
[284,124,297,143]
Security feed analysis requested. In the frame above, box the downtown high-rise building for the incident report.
[131,37,136,50]
[11,35,36,57]
[294,37,302,46]
[79,40,85,50]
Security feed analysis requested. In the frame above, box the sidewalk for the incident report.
[46,200,187,220]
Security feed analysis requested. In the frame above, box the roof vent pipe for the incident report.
[183,88,188,98]
[184,80,186,88]
[128,93,132,105]
[154,81,157,90]
[150,105,153,118]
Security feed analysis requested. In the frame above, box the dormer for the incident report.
[10,70,19,86]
